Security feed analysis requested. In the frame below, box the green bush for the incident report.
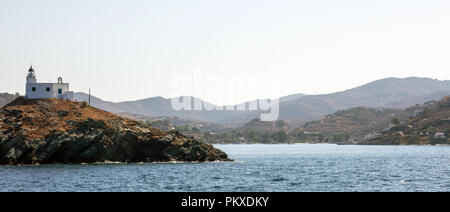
[81,101,88,108]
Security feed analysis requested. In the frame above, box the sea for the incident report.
[0,144,448,192]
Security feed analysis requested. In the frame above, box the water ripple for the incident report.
[0,144,449,192]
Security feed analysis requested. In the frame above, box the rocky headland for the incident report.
[0,97,231,165]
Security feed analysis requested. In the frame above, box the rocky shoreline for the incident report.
[0,97,231,165]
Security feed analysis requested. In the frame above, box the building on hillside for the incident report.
[434,132,446,139]
[383,124,394,132]
[25,66,74,100]
[362,132,381,142]
[411,109,423,118]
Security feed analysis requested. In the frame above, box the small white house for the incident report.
[411,109,423,118]
[25,66,74,100]
[434,132,446,139]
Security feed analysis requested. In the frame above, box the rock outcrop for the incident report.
[0,97,231,165]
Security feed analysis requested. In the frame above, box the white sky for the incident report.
[1,0,449,104]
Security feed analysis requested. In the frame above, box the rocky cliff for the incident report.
[0,97,231,165]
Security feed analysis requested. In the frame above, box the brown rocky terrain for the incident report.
[366,96,450,145]
[0,97,231,165]
[298,107,408,138]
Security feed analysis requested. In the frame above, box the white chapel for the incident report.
[25,66,74,100]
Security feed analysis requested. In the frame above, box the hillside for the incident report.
[0,97,230,165]
[388,90,450,108]
[112,112,227,132]
[298,107,408,138]
[279,77,450,126]
[146,116,227,132]
[72,92,125,113]
[0,93,19,108]
[74,77,450,127]
[366,96,450,145]
[238,119,290,133]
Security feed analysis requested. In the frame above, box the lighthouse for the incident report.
[25,65,74,100]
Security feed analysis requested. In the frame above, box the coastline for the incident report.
[0,160,235,167]
[211,142,450,146]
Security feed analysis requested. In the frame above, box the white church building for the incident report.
[25,66,74,101]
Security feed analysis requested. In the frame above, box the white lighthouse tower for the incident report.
[25,65,74,100]
[26,66,37,84]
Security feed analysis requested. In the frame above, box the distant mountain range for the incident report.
[72,77,450,127]
[0,93,19,108]
[73,93,256,126]
[278,77,450,126]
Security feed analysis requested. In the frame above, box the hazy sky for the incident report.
[1,0,450,104]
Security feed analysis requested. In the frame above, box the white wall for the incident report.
[26,82,73,100]
[26,77,36,84]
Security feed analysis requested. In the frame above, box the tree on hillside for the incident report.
[344,133,350,141]
[192,127,201,133]
[246,130,256,141]
[262,132,271,143]
[332,134,345,142]
[275,120,287,128]
[273,130,288,143]
[391,117,400,125]
[203,131,211,139]
[318,133,325,142]
[296,131,307,140]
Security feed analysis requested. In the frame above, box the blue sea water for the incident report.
[0,144,448,192]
